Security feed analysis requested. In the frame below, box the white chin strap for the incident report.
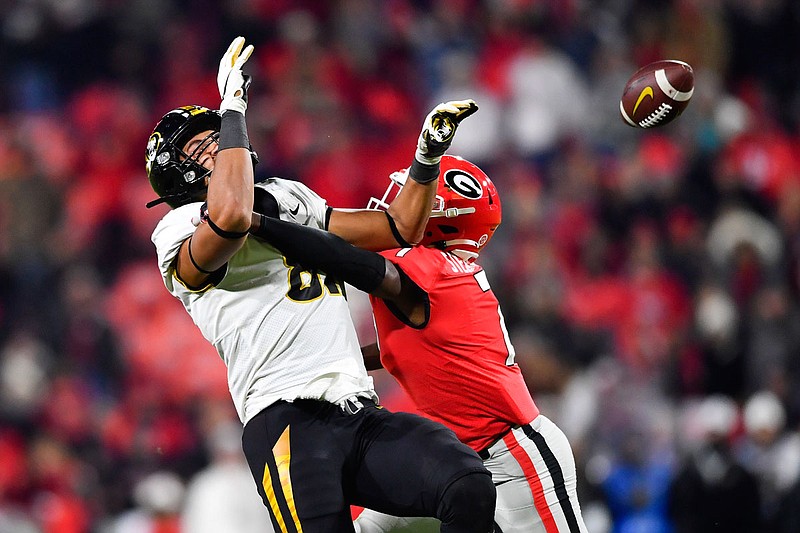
[447,245,480,262]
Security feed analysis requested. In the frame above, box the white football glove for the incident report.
[415,99,478,165]
[217,36,254,115]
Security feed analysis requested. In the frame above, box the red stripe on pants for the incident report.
[503,431,559,533]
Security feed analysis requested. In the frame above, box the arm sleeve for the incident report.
[251,214,387,294]
[253,186,279,219]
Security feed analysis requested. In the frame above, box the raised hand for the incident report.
[217,36,254,115]
[415,99,479,165]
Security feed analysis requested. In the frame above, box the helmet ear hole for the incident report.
[438,225,459,235]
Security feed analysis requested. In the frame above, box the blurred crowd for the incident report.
[1,0,800,531]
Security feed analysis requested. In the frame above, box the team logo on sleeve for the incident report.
[444,169,482,199]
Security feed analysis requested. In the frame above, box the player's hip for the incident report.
[242,398,489,530]
[240,397,381,527]
[480,415,587,533]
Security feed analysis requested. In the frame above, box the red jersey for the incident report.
[370,246,539,451]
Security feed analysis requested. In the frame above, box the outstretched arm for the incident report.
[251,213,400,299]
[250,213,427,323]
[327,100,478,251]
[175,37,255,289]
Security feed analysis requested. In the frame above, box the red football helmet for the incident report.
[368,155,502,261]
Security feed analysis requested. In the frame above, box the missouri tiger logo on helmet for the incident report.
[368,155,501,261]
[145,132,162,176]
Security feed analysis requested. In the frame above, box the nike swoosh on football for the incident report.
[633,86,654,116]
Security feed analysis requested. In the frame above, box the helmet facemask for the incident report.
[367,169,409,211]
[173,129,219,193]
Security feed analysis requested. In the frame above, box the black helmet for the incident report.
[145,105,222,208]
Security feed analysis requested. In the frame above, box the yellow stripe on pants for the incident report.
[263,425,303,533]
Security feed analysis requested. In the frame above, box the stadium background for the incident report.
[1,0,800,531]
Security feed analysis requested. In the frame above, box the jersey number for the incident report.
[474,271,516,365]
[497,305,516,366]
[285,259,344,302]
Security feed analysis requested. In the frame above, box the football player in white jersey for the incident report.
[145,37,495,533]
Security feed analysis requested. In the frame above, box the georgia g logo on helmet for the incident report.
[444,169,482,199]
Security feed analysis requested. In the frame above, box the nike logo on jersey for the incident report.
[289,204,300,216]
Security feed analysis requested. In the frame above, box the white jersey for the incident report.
[151,178,377,424]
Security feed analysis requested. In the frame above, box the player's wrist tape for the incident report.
[253,214,386,294]
[414,150,443,167]
[408,159,439,184]
[218,110,249,150]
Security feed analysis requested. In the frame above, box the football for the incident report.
[619,60,694,128]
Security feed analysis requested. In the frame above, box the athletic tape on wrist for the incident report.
[408,159,440,184]
[219,111,250,150]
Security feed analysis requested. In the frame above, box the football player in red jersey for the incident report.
[249,155,589,532]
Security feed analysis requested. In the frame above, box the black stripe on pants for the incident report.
[522,424,580,533]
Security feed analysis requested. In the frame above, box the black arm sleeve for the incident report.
[251,214,387,294]
[253,188,279,219]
